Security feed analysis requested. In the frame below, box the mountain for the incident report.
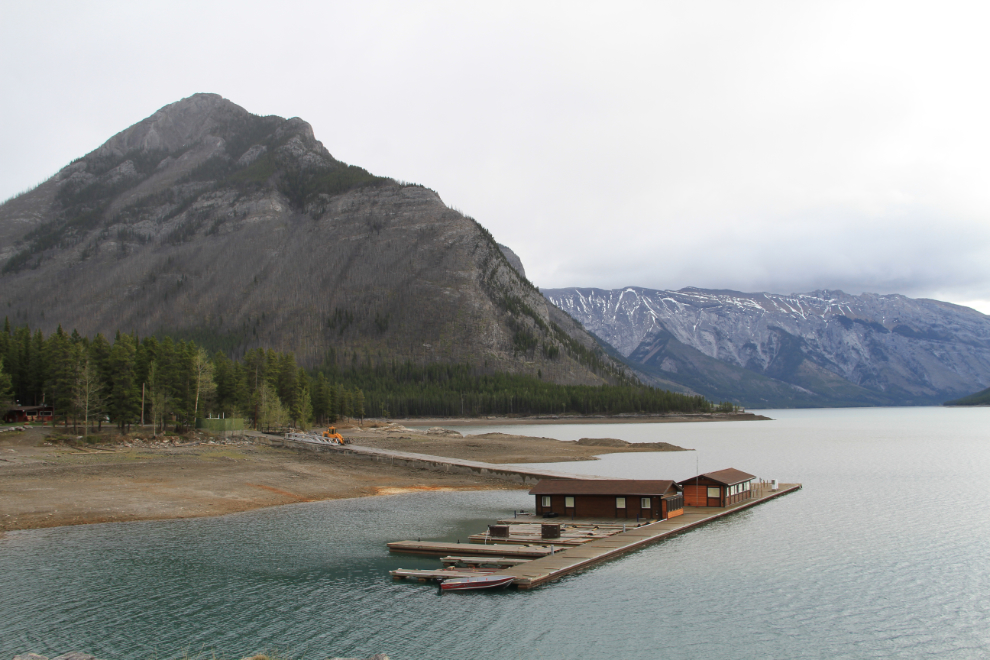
[0,93,620,385]
[544,286,990,407]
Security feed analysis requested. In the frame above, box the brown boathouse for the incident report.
[530,479,685,520]
[678,468,757,507]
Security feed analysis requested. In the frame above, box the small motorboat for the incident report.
[440,575,515,591]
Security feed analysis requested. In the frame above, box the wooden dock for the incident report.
[491,483,801,589]
[440,556,533,568]
[386,540,559,558]
[467,521,626,546]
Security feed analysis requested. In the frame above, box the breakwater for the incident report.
[258,434,609,485]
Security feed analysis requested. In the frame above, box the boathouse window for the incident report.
[641,497,651,509]
[565,496,575,508]
[616,497,626,509]
[707,487,720,498]
[542,496,551,507]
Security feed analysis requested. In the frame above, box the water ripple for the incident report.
[2,407,990,659]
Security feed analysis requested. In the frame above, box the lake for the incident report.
[2,407,989,659]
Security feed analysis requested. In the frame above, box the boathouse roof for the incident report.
[677,468,756,487]
[529,479,678,496]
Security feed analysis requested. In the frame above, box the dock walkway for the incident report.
[492,483,801,589]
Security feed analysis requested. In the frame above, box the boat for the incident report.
[440,575,515,591]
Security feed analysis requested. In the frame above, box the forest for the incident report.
[0,320,726,433]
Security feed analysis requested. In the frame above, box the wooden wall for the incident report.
[682,477,754,507]
[534,494,664,519]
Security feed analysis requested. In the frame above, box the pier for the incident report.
[387,482,801,589]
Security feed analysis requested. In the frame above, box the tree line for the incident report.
[315,360,721,418]
[0,320,726,434]
[0,320,363,433]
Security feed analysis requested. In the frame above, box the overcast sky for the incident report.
[3,1,990,312]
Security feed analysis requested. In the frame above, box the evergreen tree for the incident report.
[311,372,330,424]
[353,388,365,421]
[5,325,24,404]
[30,330,45,406]
[45,326,76,426]
[0,357,13,409]
[291,366,311,428]
[0,318,10,374]
[109,333,140,431]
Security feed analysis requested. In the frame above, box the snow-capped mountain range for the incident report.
[544,286,990,406]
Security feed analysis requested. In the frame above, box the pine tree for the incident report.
[291,366,311,428]
[45,326,76,426]
[0,357,13,409]
[353,388,365,422]
[29,330,45,406]
[109,333,140,432]
[311,372,330,424]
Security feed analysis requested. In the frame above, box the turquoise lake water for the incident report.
[1,407,989,659]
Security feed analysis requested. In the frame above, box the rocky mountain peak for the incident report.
[92,93,249,158]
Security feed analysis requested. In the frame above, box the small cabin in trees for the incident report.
[3,405,54,423]
[530,479,684,520]
[678,468,756,507]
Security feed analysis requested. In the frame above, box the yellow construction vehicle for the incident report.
[322,426,346,444]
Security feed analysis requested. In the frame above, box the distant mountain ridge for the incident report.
[0,93,623,386]
[544,286,990,406]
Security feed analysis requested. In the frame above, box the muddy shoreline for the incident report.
[0,427,521,534]
[1,412,766,535]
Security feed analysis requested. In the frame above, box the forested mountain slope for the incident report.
[944,386,990,406]
[0,94,619,385]
[545,286,990,406]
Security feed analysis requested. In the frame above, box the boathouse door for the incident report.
[707,487,721,507]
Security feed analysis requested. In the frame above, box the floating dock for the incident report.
[440,556,533,568]
[386,540,558,558]
[466,521,624,546]
[387,482,801,589]
[492,483,801,589]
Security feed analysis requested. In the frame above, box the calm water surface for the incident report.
[2,407,989,659]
